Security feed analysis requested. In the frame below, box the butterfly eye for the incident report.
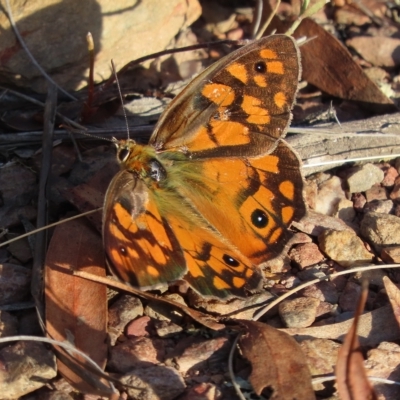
[149,159,167,182]
[118,148,130,162]
[251,209,268,228]
[254,61,266,74]
[222,254,240,267]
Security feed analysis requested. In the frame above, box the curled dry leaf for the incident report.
[238,320,315,399]
[293,18,396,113]
[45,218,111,395]
[335,283,377,400]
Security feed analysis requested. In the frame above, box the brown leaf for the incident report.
[383,276,400,327]
[45,218,110,394]
[335,283,377,400]
[293,18,396,113]
[238,320,315,399]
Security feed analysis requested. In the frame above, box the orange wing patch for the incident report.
[226,62,248,84]
[267,61,284,74]
[202,83,235,106]
[241,95,271,125]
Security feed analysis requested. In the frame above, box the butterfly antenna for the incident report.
[111,60,130,140]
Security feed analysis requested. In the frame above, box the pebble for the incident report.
[300,280,339,304]
[338,281,362,312]
[381,246,400,263]
[382,166,399,187]
[365,184,387,201]
[289,243,325,269]
[0,263,31,306]
[278,297,320,328]
[390,176,400,200]
[318,229,373,267]
[363,199,393,214]
[314,176,346,216]
[365,342,400,400]
[108,336,167,373]
[361,212,400,252]
[178,382,222,400]
[346,163,384,193]
[120,365,186,400]
[174,336,231,374]
[0,341,57,398]
[352,192,367,211]
[145,294,186,324]
[335,198,356,223]
[108,295,144,345]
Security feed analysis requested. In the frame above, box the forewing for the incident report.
[103,170,187,290]
[150,35,300,158]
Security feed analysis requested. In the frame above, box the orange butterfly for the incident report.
[103,35,306,299]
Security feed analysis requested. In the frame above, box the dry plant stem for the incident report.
[0,209,102,249]
[0,335,117,394]
[255,0,281,40]
[251,0,263,39]
[252,264,400,321]
[286,0,328,35]
[4,0,77,101]
[228,333,246,400]
[31,83,57,321]
[86,32,95,112]
[312,376,400,386]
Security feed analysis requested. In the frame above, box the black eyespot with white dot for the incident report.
[254,61,266,74]
[120,246,127,254]
[223,254,240,267]
[251,209,268,229]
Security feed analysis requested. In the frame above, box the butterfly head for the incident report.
[115,139,137,164]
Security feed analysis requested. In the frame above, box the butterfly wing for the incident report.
[161,140,305,265]
[103,169,187,290]
[150,35,300,158]
[103,168,262,298]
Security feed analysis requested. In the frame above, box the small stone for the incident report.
[390,176,400,200]
[304,180,317,210]
[108,337,166,373]
[365,185,387,201]
[155,320,183,338]
[300,280,339,304]
[278,297,320,328]
[361,212,400,252]
[347,163,384,193]
[382,166,399,187]
[145,294,186,324]
[0,342,56,398]
[126,316,152,338]
[318,229,373,267]
[335,198,356,223]
[0,264,31,306]
[289,243,325,269]
[352,192,367,211]
[314,176,346,216]
[315,301,338,318]
[292,210,355,238]
[179,382,222,400]
[187,291,273,320]
[339,281,362,312]
[108,294,144,345]
[381,246,400,263]
[300,339,341,376]
[120,365,186,400]
[175,337,231,374]
[363,199,393,214]
[365,342,400,400]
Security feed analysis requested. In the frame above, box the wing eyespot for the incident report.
[251,209,269,228]
[222,254,240,267]
[254,61,267,74]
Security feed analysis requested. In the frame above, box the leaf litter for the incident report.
[2,0,400,399]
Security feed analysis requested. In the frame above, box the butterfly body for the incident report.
[103,35,306,299]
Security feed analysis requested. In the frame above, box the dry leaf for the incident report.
[335,283,377,400]
[238,320,315,399]
[45,218,110,394]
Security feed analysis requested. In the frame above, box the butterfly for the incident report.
[103,34,306,299]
